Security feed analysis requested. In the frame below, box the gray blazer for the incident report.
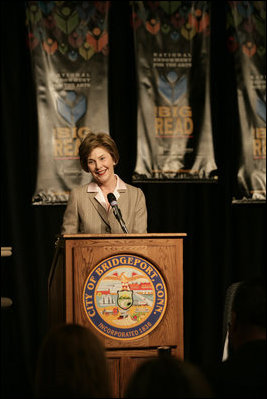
[61,183,147,234]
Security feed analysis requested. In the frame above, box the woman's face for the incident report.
[87,146,115,186]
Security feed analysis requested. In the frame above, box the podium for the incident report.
[49,233,186,398]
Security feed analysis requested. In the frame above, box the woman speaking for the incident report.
[61,132,147,234]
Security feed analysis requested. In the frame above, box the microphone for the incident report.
[107,193,128,233]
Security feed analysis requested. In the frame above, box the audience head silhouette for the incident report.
[229,277,266,351]
[205,277,266,398]
[35,323,111,398]
[124,355,213,398]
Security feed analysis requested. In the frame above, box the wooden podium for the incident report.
[49,233,186,398]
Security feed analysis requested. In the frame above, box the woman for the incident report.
[61,132,147,234]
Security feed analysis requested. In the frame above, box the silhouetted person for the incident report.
[206,277,266,398]
[124,355,213,398]
[34,323,111,398]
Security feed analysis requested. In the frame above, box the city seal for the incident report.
[83,254,167,340]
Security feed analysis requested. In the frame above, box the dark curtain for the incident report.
[1,2,266,398]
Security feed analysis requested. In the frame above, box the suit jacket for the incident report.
[205,340,266,398]
[61,182,147,234]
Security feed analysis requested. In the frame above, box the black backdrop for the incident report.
[1,2,266,398]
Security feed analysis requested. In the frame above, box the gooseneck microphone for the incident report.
[107,193,128,233]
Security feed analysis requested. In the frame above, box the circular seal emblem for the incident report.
[83,254,167,340]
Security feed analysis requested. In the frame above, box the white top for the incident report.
[87,175,127,211]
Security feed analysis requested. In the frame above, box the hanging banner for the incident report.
[131,1,218,182]
[26,1,110,205]
[227,1,266,203]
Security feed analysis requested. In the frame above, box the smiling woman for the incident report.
[61,132,148,234]
[87,147,117,197]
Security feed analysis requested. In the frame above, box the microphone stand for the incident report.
[107,193,129,234]
[114,209,128,233]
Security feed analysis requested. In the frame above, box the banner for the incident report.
[26,1,110,204]
[131,1,218,182]
[227,1,266,203]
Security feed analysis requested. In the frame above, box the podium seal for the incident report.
[83,254,167,340]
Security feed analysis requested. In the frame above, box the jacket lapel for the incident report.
[87,193,110,226]
[117,188,128,215]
